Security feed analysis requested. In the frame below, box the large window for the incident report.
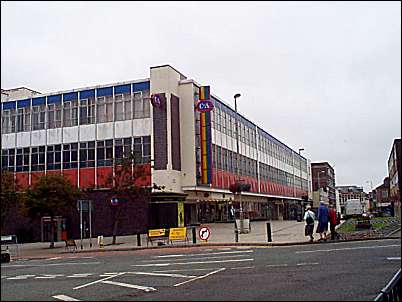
[63,100,78,127]
[31,146,45,171]
[79,141,95,168]
[46,144,62,170]
[48,103,62,129]
[16,148,30,172]
[97,139,113,166]
[1,149,15,172]
[63,143,78,169]
[16,107,31,132]
[32,105,46,130]
[134,92,150,119]
[80,98,95,125]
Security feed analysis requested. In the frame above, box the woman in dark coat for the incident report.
[316,201,329,241]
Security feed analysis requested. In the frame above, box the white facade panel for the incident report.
[133,118,152,137]
[2,133,16,149]
[47,128,62,145]
[221,133,227,149]
[63,127,79,144]
[211,128,216,144]
[97,123,113,140]
[79,124,96,142]
[16,132,30,148]
[115,120,132,138]
[31,130,46,146]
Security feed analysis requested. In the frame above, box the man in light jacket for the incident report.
[303,205,315,242]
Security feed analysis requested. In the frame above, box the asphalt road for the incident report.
[1,239,401,301]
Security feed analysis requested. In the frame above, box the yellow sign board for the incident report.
[169,227,187,241]
[148,229,166,237]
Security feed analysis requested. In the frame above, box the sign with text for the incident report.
[148,229,166,237]
[169,227,187,241]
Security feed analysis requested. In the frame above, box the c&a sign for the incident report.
[196,86,214,112]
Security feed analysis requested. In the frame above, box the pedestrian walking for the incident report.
[316,201,329,241]
[303,205,315,242]
[328,204,338,240]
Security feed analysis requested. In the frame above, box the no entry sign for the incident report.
[199,227,211,241]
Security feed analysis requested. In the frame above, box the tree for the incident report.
[1,170,18,230]
[24,174,81,248]
[106,155,151,245]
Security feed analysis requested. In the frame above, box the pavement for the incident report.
[2,220,401,260]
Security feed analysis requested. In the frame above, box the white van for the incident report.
[345,199,363,218]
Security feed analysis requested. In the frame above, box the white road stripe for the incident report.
[153,268,217,273]
[145,254,250,262]
[132,258,254,267]
[73,273,125,290]
[155,250,253,258]
[47,257,62,261]
[387,257,401,261]
[296,262,319,266]
[52,294,80,301]
[101,280,157,292]
[7,275,36,280]
[2,262,100,268]
[67,274,93,278]
[174,268,226,287]
[266,264,288,268]
[296,244,400,254]
[126,272,196,278]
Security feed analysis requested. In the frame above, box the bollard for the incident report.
[137,234,141,246]
[267,222,272,242]
[235,228,239,243]
[192,227,197,244]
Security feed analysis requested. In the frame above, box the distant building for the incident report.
[1,87,41,102]
[311,162,336,206]
[388,138,401,217]
[336,185,365,215]
[374,177,390,212]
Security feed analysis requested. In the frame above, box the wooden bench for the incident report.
[65,239,77,252]
[147,229,169,246]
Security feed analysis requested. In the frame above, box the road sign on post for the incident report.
[199,227,211,242]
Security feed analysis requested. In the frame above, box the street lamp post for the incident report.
[234,93,244,233]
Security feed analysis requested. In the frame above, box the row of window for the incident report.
[211,106,257,149]
[1,136,151,172]
[209,102,307,172]
[259,162,307,190]
[1,91,150,134]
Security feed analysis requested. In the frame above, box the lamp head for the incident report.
[234,93,241,99]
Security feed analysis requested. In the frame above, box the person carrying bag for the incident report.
[303,205,315,242]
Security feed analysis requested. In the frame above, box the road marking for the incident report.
[296,244,400,254]
[67,273,94,278]
[7,275,36,280]
[126,272,196,278]
[230,266,255,270]
[52,294,80,301]
[387,257,401,261]
[153,268,217,273]
[145,254,250,262]
[266,264,288,268]
[2,262,100,268]
[101,280,157,292]
[174,268,226,287]
[35,275,57,279]
[154,250,253,258]
[296,262,319,266]
[73,273,125,290]
[132,258,254,267]
[47,257,62,261]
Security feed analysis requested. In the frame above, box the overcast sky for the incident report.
[1,1,401,192]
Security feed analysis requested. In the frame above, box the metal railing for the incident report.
[374,269,401,302]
